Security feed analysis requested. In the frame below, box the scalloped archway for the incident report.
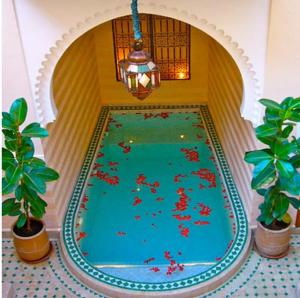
[34,1,262,128]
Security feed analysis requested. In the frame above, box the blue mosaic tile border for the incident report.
[62,104,249,291]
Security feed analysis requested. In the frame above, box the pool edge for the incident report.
[61,104,251,296]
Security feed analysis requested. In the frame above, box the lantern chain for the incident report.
[131,0,142,40]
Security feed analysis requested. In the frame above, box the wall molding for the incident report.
[34,1,263,127]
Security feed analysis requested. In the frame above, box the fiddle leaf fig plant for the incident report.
[2,98,59,231]
[245,97,300,227]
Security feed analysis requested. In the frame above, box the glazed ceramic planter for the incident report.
[255,221,291,258]
[12,219,51,262]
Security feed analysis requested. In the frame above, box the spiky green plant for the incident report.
[245,97,300,227]
[2,98,59,231]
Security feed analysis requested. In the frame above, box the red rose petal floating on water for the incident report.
[117,231,126,236]
[109,161,119,166]
[180,227,190,237]
[192,168,216,188]
[136,174,160,193]
[118,142,131,154]
[135,215,141,220]
[173,188,190,212]
[150,267,160,272]
[164,251,172,260]
[180,148,199,162]
[174,174,187,183]
[76,232,87,242]
[194,220,210,225]
[80,203,87,210]
[93,171,119,185]
[156,197,164,201]
[97,152,104,158]
[198,203,212,216]
[133,196,142,206]
[173,214,191,221]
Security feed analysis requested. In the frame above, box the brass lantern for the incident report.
[119,1,160,100]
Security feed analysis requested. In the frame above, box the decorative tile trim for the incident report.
[49,242,105,298]
[62,104,249,292]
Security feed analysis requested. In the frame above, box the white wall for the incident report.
[264,0,300,100]
[2,0,43,155]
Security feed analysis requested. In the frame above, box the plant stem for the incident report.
[26,209,31,231]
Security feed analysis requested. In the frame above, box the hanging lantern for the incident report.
[119,0,160,100]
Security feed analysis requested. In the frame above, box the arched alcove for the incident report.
[34,2,262,129]
[42,15,257,227]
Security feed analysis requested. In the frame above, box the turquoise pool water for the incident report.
[75,110,235,276]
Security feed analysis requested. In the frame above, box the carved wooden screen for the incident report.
[112,14,190,80]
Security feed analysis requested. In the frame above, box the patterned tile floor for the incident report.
[2,234,300,298]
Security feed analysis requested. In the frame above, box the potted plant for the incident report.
[2,98,59,262]
[244,97,300,258]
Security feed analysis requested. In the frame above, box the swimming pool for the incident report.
[62,105,250,296]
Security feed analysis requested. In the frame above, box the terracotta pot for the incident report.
[12,219,51,262]
[255,221,291,258]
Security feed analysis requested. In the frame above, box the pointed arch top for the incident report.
[34,1,263,127]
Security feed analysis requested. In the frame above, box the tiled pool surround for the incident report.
[62,105,250,297]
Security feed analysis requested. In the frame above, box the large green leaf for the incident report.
[2,148,15,170]
[2,177,17,195]
[259,99,282,111]
[26,157,46,168]
[287,111,300,122]
[22,123,48,138]
[2,198,16,216]
[282,124,294,138]
[273,194,289,220]
[9,98,27,126]
[16,137,34,161]
[256,135,275,147]
[280,97,294,109]
[255,123,278,138]
[244,150,273,165]
[290,155,300,168]
[274,139,298,159]
[276,160,295,178]
[15,185,24,201]
[4,138,17,152]
[30,205,44,219]
[23,172,46,194]
[16,213,27,228]
[5,165,22,186]
[279,171,300,195]
[6,201,21,217]
[2,112,17,130]
[2,129,17,141]
[251,160,276,189]
[257,200,274,224]
[287,196,300,209]
[32,167,59,182]
[24,186,47,208]
[257,188,267,196]
[290,97,300,109]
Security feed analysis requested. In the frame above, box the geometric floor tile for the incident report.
[2,234,300,297]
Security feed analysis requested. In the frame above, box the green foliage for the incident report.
[2,98,59,230]
[245,97,300,226]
